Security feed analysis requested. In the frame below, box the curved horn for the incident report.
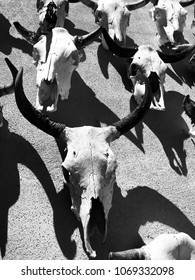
[102,28,138,57]
[157,44,195,63]
[74,26,102,49]
[13,22,39,45]
[109,248,146,260]
[80,0,98,10]
[111,72,157,137]
[126,0,150,11]
[5,58,66,138]
[180,0,195,7]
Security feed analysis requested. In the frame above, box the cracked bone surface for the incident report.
[81,0,150,49]
[149,0,190,46]
[109,232,195,260]
[6,58,155,257]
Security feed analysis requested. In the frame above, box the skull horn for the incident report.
[180,0,195,7]
[74,26,102,50]
[109,248,147,260]
[111,72,157,137]
[80,0,98,10]
[13,22,39,45]
[157,44,195,63]
[102,28,138,58]
[126,0,150,11]
[5,58,66,138]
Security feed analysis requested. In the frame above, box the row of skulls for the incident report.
[1,0,195,259]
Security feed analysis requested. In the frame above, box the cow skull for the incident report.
[102,28,195,110]
[6,57,156,258]
[81,0,150,49]
[109,232,195,259]
[14,0,80,45]
[149,0,195,47]
[32,26,102,112]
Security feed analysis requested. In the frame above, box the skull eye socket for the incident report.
[130,63,138,76]
[95,10,103,23]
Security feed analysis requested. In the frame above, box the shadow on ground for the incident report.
[91,184,195,259]
[0,14,32,56]
[0,119,78,259]
[133,90,189,175]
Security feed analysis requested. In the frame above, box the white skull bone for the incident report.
[149,0,188,46]
[128,45,167,111]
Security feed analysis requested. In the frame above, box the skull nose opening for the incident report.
[173,30,185,44]
[130,63,137,76]
[87,197,106,239]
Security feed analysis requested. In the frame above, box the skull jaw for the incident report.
[101,28,126,50]
[36,79,58,112]
[131,78,165,111]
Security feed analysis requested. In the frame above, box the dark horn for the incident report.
[126,0,150,11]
[80,0,98,10]
[74,26,102,50]
[102,28,138,58]
[157,44,195,63]
[5,58,66,138]
[109,248,146,260]
[13,22,39,45]
[180,0,195,7]
[112,72,157,136]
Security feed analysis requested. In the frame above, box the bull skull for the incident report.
[109,232,195,260]
[32,26,102,112]
[102,28,195,110]
[14,0,80,45]
[149,0,195,47]
[81,0,150,49]
[6,57,156,258]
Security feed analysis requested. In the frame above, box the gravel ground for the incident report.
[0,0,195,260]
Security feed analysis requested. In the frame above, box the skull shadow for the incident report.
[0,119,77,259]
[132,90,189,176]
[0,14,32,56]
[91,184,195,259]
[51,70,145,154]
[97,39,138,92]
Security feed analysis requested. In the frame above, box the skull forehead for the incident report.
[34,28,76,62]
[132,45,167,76]
[63,126,117,170]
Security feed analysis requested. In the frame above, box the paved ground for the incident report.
[1,0,195,260]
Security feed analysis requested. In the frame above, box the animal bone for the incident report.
[102,28,195,110]
[81,0,150,49]
[6,57,156,258]
[32,26,102,112]
[109,232,195,260]
[149,0,195,47]
[14,0,80,45]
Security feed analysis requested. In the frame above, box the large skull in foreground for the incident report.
[109,232,195,259]
[102,28,195,110]
[14,0,80,44]
[6,58,156,257]
[149,0,195,46]
[81,0,150,49]
[32,26,102,112]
